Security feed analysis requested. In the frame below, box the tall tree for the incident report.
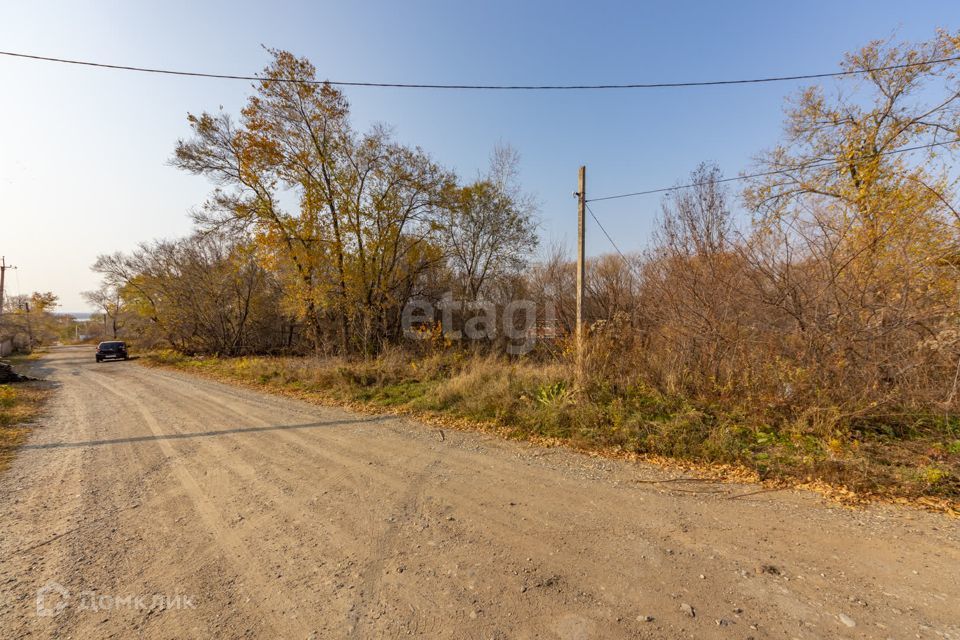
[745,30,960,256]
[441,144,539,301]
[742,30,960,398]
[82,284,124,339]
[173,49,453,354]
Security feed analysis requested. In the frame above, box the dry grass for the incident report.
[143,348,960,511]
[0,381,51,473]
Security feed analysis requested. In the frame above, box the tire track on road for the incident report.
[85,372,309,638]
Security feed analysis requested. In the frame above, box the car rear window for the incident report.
[99,342,125,349]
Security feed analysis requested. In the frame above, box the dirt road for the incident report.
[1,346,957,639]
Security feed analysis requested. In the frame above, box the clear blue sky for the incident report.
[1,0,957,311]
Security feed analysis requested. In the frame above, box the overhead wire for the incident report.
[3,50,957,269]
[585,203,632,263]
[587,138,960,202]
[1,50,958,91]
[584,138,960,263]
[584,202,646,281]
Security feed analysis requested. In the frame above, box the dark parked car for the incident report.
[96,341,128,362]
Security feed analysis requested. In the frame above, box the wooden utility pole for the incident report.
[0,256,15,317]
[576,166,586,374]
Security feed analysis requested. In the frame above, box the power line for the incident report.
[585,202,637,269]
[584,138,960,262]
[588,138,960,202]
[1,50,959,91]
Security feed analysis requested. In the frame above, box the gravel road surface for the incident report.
[1,346,957,639]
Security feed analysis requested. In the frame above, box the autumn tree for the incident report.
[82,283,125,339]
[93,231,289,354]
[440,144,539,302]
[742,30,960,409]
[641,163,749,390]
[173,49,454,355]
[0,292,61,348]
[746,31,960,232]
